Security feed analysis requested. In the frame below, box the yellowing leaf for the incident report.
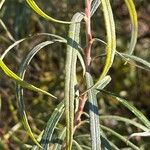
[26,0,72,24]
[0,59,56,99]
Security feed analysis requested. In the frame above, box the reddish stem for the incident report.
[84,0,93,71]
[74,0,92,128]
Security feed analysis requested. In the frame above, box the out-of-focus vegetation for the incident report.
[0,0,150,149]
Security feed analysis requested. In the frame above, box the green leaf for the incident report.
[54,127,66,150]
[91,0,101,16]
[95,75,111,94]
[124,0,138,55]
[0,19,16,42]
[100,115,149,132]
[0,0,5,10]
[100,90,150,129]
[26,0,72,24]
[65,12,84,150]
[80,145,91,150]
[1,38,26,60]
[32,101,65,150]
[0,33,66,60]
[0,59,56,99]
[91,38,150,71]
[16,41,64,148]
[101,130,119,150]
[117,52,150,69]
[85,72,101,150]
[101,135,111,150]
[98,0,116,81]
[101,125,140,150]
[77,52,86,77]
[129,131,150,139]
[73,140,83,150]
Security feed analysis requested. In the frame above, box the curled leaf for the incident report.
[0,59,56,99]
[124,0,138,55]
[26,0,72,24]
[99,0,116,80]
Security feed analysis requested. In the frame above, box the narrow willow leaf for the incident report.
[26,0,72,24]
[0,59,56,99]
[116,52,150,71]
[54,127,66,150]
[80,145,91,150]
[85,72,101,150]
[32,101,65,150]
[0,33,65,60]
[124,0,138,55]
[100,90,150,129]
[93,38,107,45]
[101,130,119,150]
[129,131,150,139]
[73,140,83,150]
[91,38,150,71]
[101,134,111,150]
[98,0,116,81]
[101,125,140,150]
[100,115,149,131]
[0,0,5,9]
[31,130,44,150]
[117,52,150,69]
[91,0,101,16]
[0,19,16,42]
[16,41,64,148]
[65,13,84,150]
[1,38,26,60]
[95,75,111,94]
[77,52,86,77]
[82,75,111,96]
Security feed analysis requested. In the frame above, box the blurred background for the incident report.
[0,0,150,149]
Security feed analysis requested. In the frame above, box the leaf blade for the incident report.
[26,0,72,24]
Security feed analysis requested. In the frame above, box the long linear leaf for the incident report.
[100,115,149,132]
[0,59,56,99]
[73,140,83,150]
[1,38,26,60]
[101,130,119,150]
[101,125,140,150]
[91,38,150,71]
[124,0,138,55]
[26,0,72,24]
[54,127,66,150]
[0,0,5,10]
[101,134,111,150]
[0,19,16,42]
[129,131,150,139]
[16,41,64,148]
[85,72,101,150]
[32,101,65,150]
[91,0,101,16]
[65,13,84,150]
[95,75,111,94]
[0,33,66,60]
[117,52,150,68]
[40,101,64,149]
[99,90,150,129]
[98,0,116,81]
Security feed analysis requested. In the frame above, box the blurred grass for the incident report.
[0,0,150,149]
